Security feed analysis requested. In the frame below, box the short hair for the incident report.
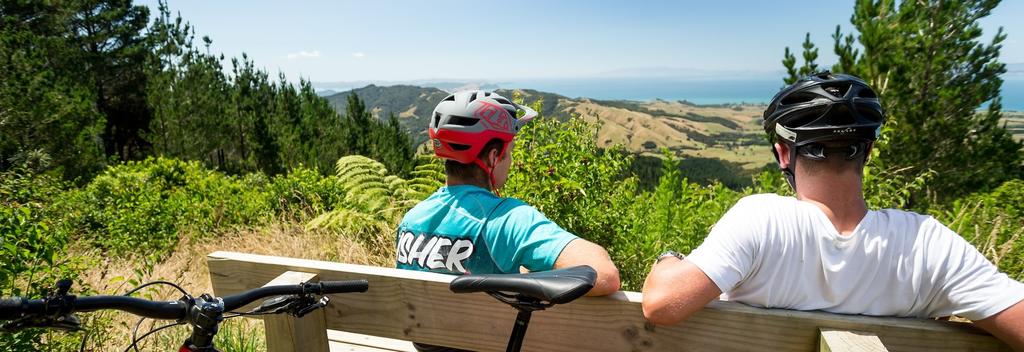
[444,139,506,181]
[795,148,867,176]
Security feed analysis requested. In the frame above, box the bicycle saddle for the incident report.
[449,265,596,304]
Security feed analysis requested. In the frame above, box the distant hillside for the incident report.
[325,85,775,170]
[324,85,450,144]
[316,89,338,97]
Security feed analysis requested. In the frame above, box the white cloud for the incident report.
[286,50,321,59]
[351,52,366,59]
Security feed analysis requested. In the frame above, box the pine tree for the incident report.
[0,1,107,178]
[68,0,153,161]
[782,33,821,85]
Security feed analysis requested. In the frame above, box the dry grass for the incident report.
[947,200,1024,275]
[69,221,390,351]
[556,99,774,167]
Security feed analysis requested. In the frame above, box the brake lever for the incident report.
[0,279,83,332]
[292,296,329,318]
[1,312,81,332]
[252,294,329,318]
[254,295,295,314]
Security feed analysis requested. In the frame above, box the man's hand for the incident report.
[554,239,621,296]
[974,300,1024,351]
[641,257,721,325]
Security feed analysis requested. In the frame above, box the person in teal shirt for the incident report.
[396,89,620,288]
[397,90,620,352]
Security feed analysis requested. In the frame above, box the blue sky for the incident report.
[137,0,1024,82]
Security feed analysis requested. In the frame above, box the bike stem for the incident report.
[181,294,225,352]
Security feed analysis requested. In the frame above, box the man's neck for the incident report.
[795,173,868,236]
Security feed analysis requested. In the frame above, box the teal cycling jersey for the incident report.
[396,185,577,275]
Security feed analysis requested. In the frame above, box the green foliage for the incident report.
[936,179,1024,281]
[146,4,353,176]
[862,161,935,210]
[3,1,418,182]
[504,97,639,248]
[612,152,742,289]
[0,2,108,178]
[60,157,273,255]
[787,0,1022,206]
[0,0,153,178]
[631,154,771,190]
[322,84,451,146]
[307,155,443,238]
[500,97,744,289]
[782,33,821,85]
[146,4,417,178]
[0,169,86,349]
[153,318,265,352]
[263,166,344,218]
[339,95,417,177]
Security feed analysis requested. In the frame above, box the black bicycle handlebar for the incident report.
[0,298,31,320]
[0,279,370,322]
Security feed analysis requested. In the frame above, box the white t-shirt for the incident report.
[686,193,1024,321]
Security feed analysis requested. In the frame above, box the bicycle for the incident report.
[0,277,369,351]
[449,265,596,352]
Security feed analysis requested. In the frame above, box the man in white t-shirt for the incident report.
[641,72,1024,349]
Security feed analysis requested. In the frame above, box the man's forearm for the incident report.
[554,239,621,296]
[642,258,721,325]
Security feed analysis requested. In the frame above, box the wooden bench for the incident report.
[207,251,1011,352]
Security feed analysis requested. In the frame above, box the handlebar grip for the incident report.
[0,298,26,320]
[318,280,369,294]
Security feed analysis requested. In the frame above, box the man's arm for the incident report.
[641,257,722,325]
[553,239,621,296]
[973,300,1024,351]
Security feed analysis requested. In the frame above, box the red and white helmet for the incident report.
[428,90,537,164]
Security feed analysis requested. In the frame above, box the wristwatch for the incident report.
[655,250,685,264]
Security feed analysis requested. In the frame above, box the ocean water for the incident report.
[500,77,1024,111]
[1001,78,1024,111]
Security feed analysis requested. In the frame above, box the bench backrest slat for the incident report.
[207,251,1009,352]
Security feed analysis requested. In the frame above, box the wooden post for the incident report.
[819,328,889,352]
[262,271,330,352]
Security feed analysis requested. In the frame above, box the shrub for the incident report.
[936,179,1024,281]
[504,101,639,249]
[59,157,273,255]
[0,169,87,350]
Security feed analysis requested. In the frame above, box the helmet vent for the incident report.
[784,105,828,127]
[857,88,877,99]
[433,112,442,127]
[443,94,455,102]
[449,143,471,151]
[780,92,820,105]
[493,98,512,105]
[484,92,492,96]
[469,92,478,103]
[822,84,848,97]
[448,115,478,127]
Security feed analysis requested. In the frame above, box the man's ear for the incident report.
[774,143,791,169]
[863,142,874,165]
[487,148,501,168]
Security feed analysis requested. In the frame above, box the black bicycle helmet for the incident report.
[762,71,885,190]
